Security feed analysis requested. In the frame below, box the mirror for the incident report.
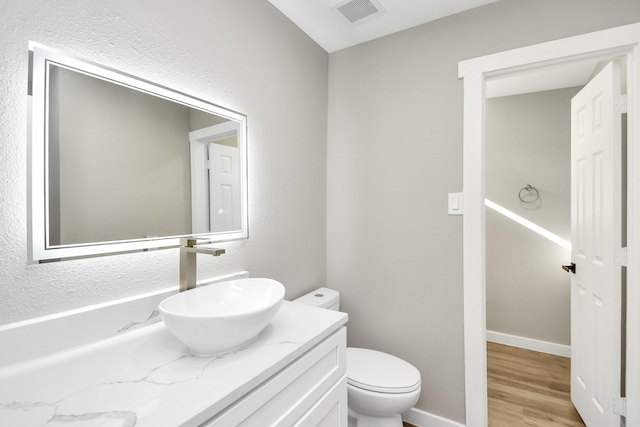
[28,43,248,263]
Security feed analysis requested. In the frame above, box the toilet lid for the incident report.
[346,347,421,394]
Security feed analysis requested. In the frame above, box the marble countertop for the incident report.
[0,301,348,426]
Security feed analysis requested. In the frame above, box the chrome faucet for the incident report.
[179,238,225,292]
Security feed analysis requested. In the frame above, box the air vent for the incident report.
[334,0,385,25]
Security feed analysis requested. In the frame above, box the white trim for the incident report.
[459,22,640,427]
[461,70,488,426]
[486,330,571,358]
[403,407,465,427]
[190,121,239,143]
[626,39,640,427]
[189,122,241,234]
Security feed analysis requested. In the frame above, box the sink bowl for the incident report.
[159,278,285,356]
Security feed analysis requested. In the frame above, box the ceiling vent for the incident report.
[334,0,385,25]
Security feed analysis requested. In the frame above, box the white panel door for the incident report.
[208,143,241,233]
[570,61,623,427]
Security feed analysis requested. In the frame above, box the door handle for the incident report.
[562,262,576,274]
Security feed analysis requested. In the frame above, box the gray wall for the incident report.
[486,87,580,346]
[0,0,328,322]
[326,0,640,422]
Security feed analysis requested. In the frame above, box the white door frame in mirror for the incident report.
[28,42,248,263]
[189,121,242,234]
[459,22,640,427]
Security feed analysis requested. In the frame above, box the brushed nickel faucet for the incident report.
[180,238,225,292]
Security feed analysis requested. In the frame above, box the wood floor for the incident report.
[487,342,585,427]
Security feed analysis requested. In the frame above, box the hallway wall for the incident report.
[486,87,581,347]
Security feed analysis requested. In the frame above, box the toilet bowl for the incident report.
[293,288,421,427]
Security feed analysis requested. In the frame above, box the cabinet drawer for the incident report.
[202,327,346,427]
[293,375,347,427]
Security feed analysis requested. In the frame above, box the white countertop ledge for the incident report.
[0,301,348,427]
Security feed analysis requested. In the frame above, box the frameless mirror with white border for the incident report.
[28,43,248,263]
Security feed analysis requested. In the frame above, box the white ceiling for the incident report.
[268,0,499,53]
[269,0,612,97]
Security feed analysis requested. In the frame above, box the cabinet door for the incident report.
[293,376,348,427]
[202,327,346,427]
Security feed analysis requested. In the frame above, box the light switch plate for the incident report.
[448,193,463,215]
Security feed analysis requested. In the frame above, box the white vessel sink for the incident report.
[159,278,285,356]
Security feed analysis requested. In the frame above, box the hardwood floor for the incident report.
[487,342,586,427]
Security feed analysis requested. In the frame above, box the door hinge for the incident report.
[614,396,627,417]
[615,247,628,267]
[615,94,628,114]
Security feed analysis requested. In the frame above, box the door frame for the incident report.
[189,121,240,234]
[459,22,640,427]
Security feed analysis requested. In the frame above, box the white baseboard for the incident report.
[402,407,465,427]
[486,330,571,358]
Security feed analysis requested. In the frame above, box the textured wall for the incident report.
[327,0,640,422]
[486,88,580,347]
[0,0,328,324]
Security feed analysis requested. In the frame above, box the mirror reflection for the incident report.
[29,43,247,262]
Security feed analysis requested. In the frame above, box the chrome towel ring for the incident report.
[518,184,539,203]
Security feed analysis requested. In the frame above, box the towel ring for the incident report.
[518,184,539,203]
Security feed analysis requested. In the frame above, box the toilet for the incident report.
[294,288,421,427]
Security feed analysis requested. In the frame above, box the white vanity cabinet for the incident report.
[203,327,347,427]
[0,301,348,427]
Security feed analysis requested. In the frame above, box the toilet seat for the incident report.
[346,347,421,394]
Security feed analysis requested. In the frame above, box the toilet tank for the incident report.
[293,287,340,311]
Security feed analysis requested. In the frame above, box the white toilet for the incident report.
[294,288,421,427]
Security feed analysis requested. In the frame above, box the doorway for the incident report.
[485,86,578,356]
[459,23,640,427]
[485,82,581,426]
